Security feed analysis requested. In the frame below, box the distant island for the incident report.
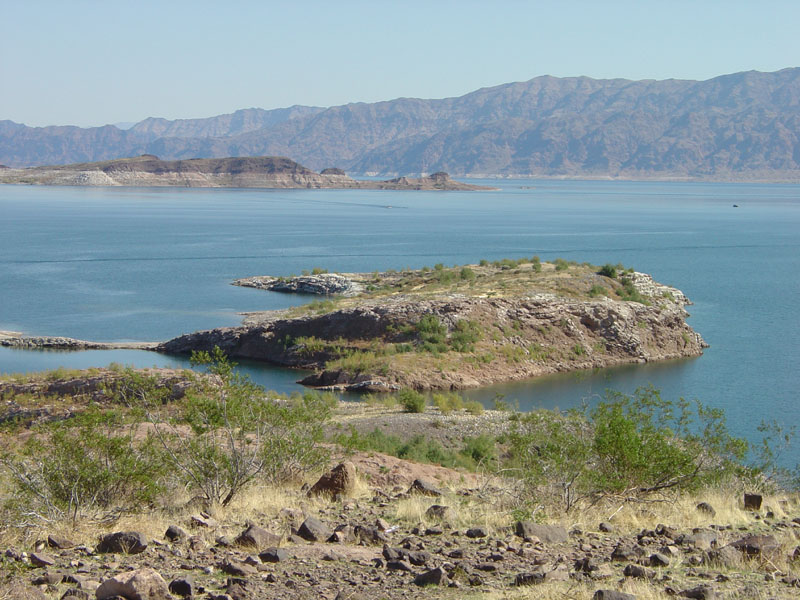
[2,68,800,181]
[0,155,492,190]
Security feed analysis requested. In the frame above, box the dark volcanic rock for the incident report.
[96,531,148,555]
[298,517,332,542]
[308,461,357,497]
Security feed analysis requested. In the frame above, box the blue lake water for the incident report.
[1,182,798,461]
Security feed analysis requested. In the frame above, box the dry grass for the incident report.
[394,487,511,533]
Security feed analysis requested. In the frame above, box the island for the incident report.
[0,155,493,190]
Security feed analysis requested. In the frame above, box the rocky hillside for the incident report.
[2,69,800,180]
[0,155,490,190]
[162,261,706,391]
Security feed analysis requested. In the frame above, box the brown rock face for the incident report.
[308,461,357,498]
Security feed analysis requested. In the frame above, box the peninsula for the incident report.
[0,155,492,190]
[162,260,705,391]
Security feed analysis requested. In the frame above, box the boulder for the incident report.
[258,547,289,563]
[308,461,357,498]
[414,567,449,586]
[95,568,171,600]
[408,479,443,497]
[96,531,148,555]
[298,517,332,542]
[168,576,194,597]
[234,524,281,550]
[696,502,716,517]
[164,525,187,542]
[514,522,568,544]
[729,534,780,558]
[48,535,76,549]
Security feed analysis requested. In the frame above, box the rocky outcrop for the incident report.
[159,290,706,391]
[233,273,365,296]
[0,330,156,350]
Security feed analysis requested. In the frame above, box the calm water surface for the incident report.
[1,182,798,459]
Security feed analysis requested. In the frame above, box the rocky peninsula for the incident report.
[0,155,492,190]
[165,260,706,392]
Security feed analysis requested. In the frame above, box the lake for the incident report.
[1,181,798,461]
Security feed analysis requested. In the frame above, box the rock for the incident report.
[386,560,413,572]
[96,532,148,555]
[234,525,281,550]
[164,525,187,542]
[682,530,717,551]
[425,505,451,520]
[514,570,545,586]
[649,552,670,567]
[514,522,568,544]
[623,564,653,579]
[31,571,62,585]
[593,591,637,600]
[729,534,780,557]
[611,542,646,561]
[298,517,332,542]
[696,502,716,517]
[29,552,55,567]
[414,567,449,586]
[598,522,614,533]
[465,527,488,539]
[48,535,76,549]
[353,525,387,545]
[168,576,194,597]
[190,513,218,528]
[679,584,717,599]
[221,559,257,577]
[744,493,762,510]
[258,547,288,563]
[408,479,443,497]
[308,461,357,497]
[61,589,91,600]
[406,551,430,566]
[0,581,48,600]
[706,544,741,567]
[95,568,171,600]
[545,565,569,582]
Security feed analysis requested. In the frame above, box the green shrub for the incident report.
[464,400,484,415]
[554,258,569,271]
[598,264,618,278]
[149,348,333,505]
[311,267,328,275]
[1,407,165,520]
[588,284,608,298]
[416,314,449,354]
[398,388,426,413]
[531,256,542,272]
[432,392,464,415]
[450,319,482,352]
[507,386,748,511]
[460,267,476,281]
[617,279,651,305]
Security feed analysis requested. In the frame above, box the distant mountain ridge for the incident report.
[2,69,800,180]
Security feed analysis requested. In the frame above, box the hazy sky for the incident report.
[2,0,798,128]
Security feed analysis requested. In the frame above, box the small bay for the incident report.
[1,181,798,460]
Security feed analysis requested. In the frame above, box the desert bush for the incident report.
[398,388,426,413]
[460,267,476,281]
[450,319,482,352]
[554,257,569,271]
[588,284,608,298]
[507,386,748,511]
[598,263,618,278]
[1,407,165,521]
[145,348,333,505]
[432,392,464,415]
[464,400,484,415]
[416,314,449,354]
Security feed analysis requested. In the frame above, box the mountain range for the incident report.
[2,68,800,180]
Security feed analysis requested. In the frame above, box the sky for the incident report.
[2,0,799,128]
